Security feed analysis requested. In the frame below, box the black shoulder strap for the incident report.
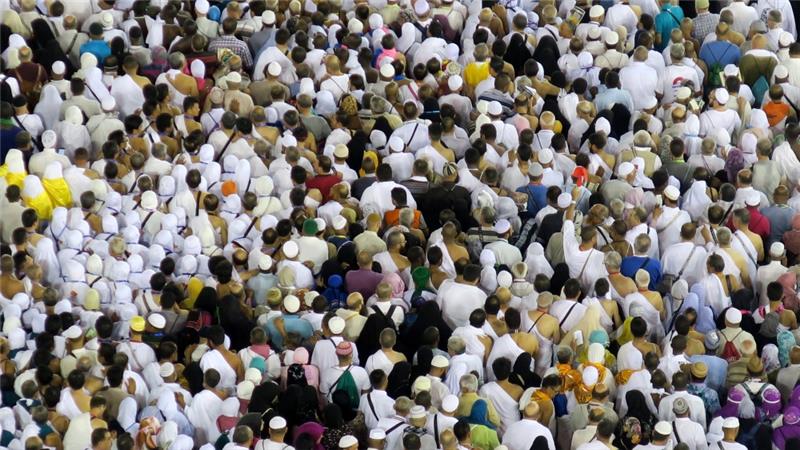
[637,257,650,272]
[386,419,406,435]
[366,392,379,421]
[559,302,579,328]
[527,312,545,333]
[141,211,155,229]
[672,422,681,443]
[214,132,236,162]
[433,414,440,448]
[66,32,79,55]
[244,215,259,237]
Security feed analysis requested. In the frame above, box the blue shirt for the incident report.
[516,183,548,219]
[654,4,684,51]
[760,204,795,247]
[265,314,313,350]
[594,88,634,114]
[620,255,662,290]
[79,39,111,66]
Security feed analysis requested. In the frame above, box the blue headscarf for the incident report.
[208,5,221,22]
[464,399,496,430]
[686,285,717,334]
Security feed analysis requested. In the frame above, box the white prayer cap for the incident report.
[414,0,430,15]
[663,185,680,201]
[723,64,739,78]
[715,128,731,147]
[725,307,742,324]
[42,130,57,148]
[604,31,619,46]
[589,4,604,17]
[237,380,255,399]
[431,355,449,368]
[8,328,25,350]
[557,193,572,209]
[258,254,273,271]
[744,191,760,207]
[410,406,427,419]
[369,430,386,440]
[284,295,301,313]
[770,242,785,257]
[54,299,72,315]
[334,144,349,159]
[714,87,729,105]
[245,368,262,383]
[671,279,689,299]
[281,134,298,148]
[2,316,20,334]
[328,316,346,334]
[642,96,658,109]
[52,61,65,74]
[448,75,463,91]
[101,96,115,111]
[654,421,672,436]
[269,416,287,429]
[582,366,599,385]
[141,191,158,210]
[388,136,405,153]
[159,362,175,377]
[780,32,793,47]
[617,161,635,177]
[538,148,553,164]
[723,417,740,429]
[283,240,299,258]
[196,0,210,14]
[339,436,358,448]
[497,271,512,288]
[332,215,348,230]
[487,101,502,116]
[101,12,114,29]
[348,18,363,34]
[775,64,789,79]
[676,86,692,101]
[304,290,319,308]
[148,313,166,329]
[528,162,544,177]
[262,10,276,25]
[227,71,242,84]
[268,61,281,77]
[62,325,82,339]
[413,376,431,392]
[442,395,459,413]
[494,219,511,234]
[379,63,395,78]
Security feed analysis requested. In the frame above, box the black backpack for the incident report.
[356,305,398,357]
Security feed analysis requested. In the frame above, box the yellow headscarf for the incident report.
[182,277,204,309]
[359,150,379,177]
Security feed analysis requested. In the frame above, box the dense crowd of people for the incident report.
[2,0,800,450]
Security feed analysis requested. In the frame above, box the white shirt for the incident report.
[438,282,488,329]
[652,207,691,253]
[658,64,701,105]
[620,62,659,110]
[660,241,708,287]
[563,219,609,293]
[390,119,431,152]
[657,391,707,430]
[360,389,395,429]
[699,109,741,138]
[669,416,709,450]
[503,418,556,450]
[319,364,369,399]
[625,223,660,259]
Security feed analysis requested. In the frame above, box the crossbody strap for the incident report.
[366,392,379,421]
[677,245,698,278]
[559,302,579,328]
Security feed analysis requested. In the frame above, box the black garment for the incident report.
[219,294,255,351]
[29,19,72,77]
[537,211,564,247]
[351,175,377,200]
[422,182,473,230]
[387,361,412,398]
[400,177,431,211]
[532,35,561,77]
[346,130,368,173]
[402,301,452,356]
[509,352,540,388]
[504,33,533,76]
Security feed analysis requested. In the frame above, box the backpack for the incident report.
[720,329,743,363]
[333,368,361,409]
[356,305,399,357]
[707,44,732,89]
[14,66,43,104]
[736,416,772,449]
[752,60,771,107]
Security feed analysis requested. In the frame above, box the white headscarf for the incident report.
[397,22,418,53]
[682,180,711,222]
[235,159,252,196]
[84,67,112,104]
[34,85,64,129]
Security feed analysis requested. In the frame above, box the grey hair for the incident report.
[459,374,479,393]
[604,251,622,270]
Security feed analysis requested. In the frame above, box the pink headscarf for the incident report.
[383,272,405,298]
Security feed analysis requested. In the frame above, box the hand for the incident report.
[126,378,137,395]
[571,186,581,201]
[175,392,186,409]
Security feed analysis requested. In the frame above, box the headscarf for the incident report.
[532,35,560,77]
[403,301,452,352]
[723,148,745,183]
[504,33,533,75]
[761,344,780,373]
[386,361,412,398]
[686,285,717,334]
[464,399,496,430]
[383,272,405,298]
[34,85,63,130]
[682,180,711,221]
[625,390,654,425]
[510,352,538,389]
[294,422,325,450]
